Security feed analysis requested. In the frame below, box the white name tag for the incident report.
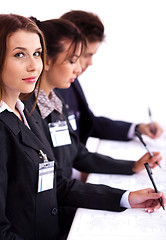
[68,114,77,131]
[38,161,55,193]
[48,121,71,147]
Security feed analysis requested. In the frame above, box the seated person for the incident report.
[56,10,163,145]
[24,17,163,239]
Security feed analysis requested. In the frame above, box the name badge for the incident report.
[48,121,71,147]
[38,160,55,193]
[68,114,77,131]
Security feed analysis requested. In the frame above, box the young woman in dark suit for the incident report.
[1,14,164,240]
[0,13,61,240]
[24,17,165,239]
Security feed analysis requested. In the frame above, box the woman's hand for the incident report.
[129,188,166,213]
[137,122,163,139]
[132,152,162,173]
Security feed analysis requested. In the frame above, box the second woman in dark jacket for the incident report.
[24,17,164,238]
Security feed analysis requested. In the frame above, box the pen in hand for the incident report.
[148,107,156,135]
[144,162,165,210]
[135,130,161,168]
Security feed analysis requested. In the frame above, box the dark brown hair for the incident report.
[60,10,105,43]
[0,13,46,101]
[30,17,86,64]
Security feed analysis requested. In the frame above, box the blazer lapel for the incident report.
[0,110,55,161]
[24,96,56,161]
[22,111,55,161]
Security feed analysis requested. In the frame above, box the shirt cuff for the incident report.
[127,123,137,139]
[120,191,131,208]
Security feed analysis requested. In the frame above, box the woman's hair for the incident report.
[60,10,105,43]
[30,17,86,64]
[0,13,46,101]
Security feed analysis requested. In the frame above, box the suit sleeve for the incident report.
[56,166,127,212]
[71,136,135,175]
[57,96,135,176]
[87,109,133,141]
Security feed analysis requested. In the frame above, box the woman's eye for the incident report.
[34,51,42,57]
[70,60,75,64]
[70,57,77,64]
[14,52,24,58]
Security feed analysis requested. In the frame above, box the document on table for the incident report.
[68,131,166,240]
[67,169,166,240]
[96,135,166,169]
[67,208,166,240]
[87,168,166,193]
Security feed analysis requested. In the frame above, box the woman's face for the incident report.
[1,30,43,99]
[45,41,82,90]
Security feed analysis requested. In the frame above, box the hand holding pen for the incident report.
[135,130,161,168]
[144,162,165,210]
[135,122,163,139]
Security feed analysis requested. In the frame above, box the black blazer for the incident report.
[24,93,135,180]
[0,108,129,240]
[0,110,59,240]
[56,78,132,144]
[24,94,135,206]
[24,94,134,238]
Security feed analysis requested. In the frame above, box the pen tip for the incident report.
[156,162,161,168]
[148,107,151,116]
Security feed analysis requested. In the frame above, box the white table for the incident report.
[67,132,166,240]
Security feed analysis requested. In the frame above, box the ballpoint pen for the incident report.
[135,130,161,168]
[148,107,156,134]
[144,162,165,210]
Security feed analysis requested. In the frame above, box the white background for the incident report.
[1,0,166,125]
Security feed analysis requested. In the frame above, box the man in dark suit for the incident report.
[57,10,163,145]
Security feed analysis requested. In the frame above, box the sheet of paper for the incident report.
[96,134,166,169]
[67,130,166,240]
[67,208,166,240]
[87,168,166,194]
